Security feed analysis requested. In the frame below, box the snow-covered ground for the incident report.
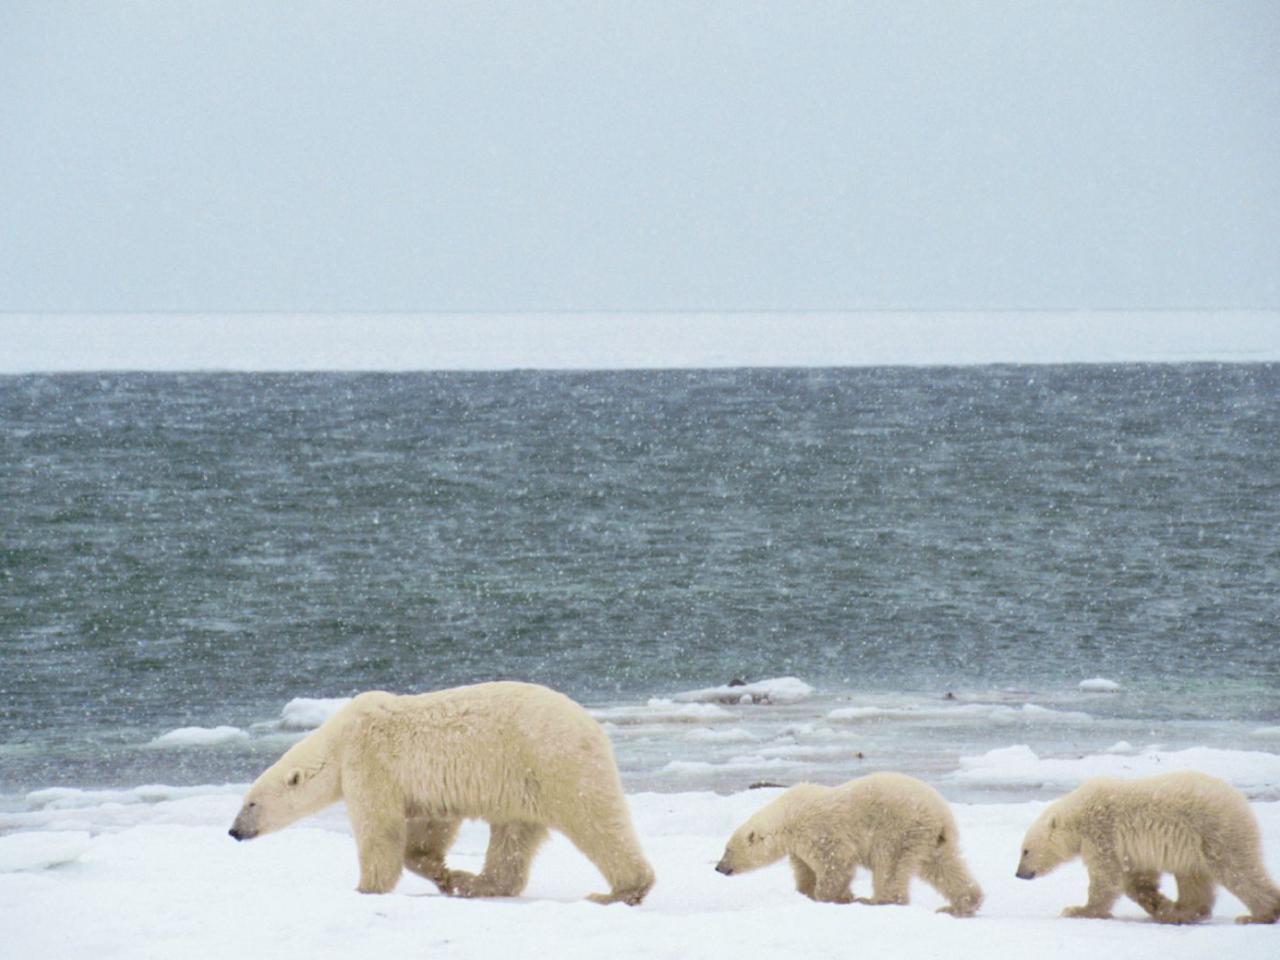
[3,783,1278,960]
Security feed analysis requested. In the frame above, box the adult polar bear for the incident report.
[1016,771,1280,923]
[229,681,655,905]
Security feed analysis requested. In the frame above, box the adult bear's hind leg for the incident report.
[448,821,549,898]
[559,814,655,905]
[403,817,463,893]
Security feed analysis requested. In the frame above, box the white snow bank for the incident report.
[1078,677,1122,693]
[673,677,815,705]
[952,745,1280,797]
[590,699,736,725]
[827,702,1091,725]
[2,785,1278,960]
[146,725,250,748]
[0,831,92,872]
[279,697,351,730]
[1252,726,1280,740]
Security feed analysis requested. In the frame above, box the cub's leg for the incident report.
[1156,871,1214,924]
[1064,852,1122,919]
[1123,870,1173,919]
[922,845,983,917]
[857,854,912,907]
[1212,861,1280,924]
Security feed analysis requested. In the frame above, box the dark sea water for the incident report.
[2,366,1278,797]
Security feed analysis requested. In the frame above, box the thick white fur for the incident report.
[716,772,983,916]
[229,681,654,903]
[1016,771,1280,924]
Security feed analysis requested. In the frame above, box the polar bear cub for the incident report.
[228,681,654,905]
[1016,770,1280,924]
[715,772,983,916]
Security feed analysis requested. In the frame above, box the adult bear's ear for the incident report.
[287,769,303,787]
[1048,816,1057,830]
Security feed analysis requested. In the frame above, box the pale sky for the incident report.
[1,1,1278,314]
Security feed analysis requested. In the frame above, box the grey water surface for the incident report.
[2,366,1277,795]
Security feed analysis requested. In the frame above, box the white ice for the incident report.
[1078,678,1123,693]
[147,725,250,748]
[673,677,815,706]
[279,697,353,730]
[952,745,1280,797]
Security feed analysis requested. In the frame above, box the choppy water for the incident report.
[2,366,1278,800]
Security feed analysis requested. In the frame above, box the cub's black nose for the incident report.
[229,827,244,841]
[1015,868,1035,880]
[715,863,733,875]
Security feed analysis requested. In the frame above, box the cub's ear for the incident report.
[1048,816,1058,830]
[287,769,303,787]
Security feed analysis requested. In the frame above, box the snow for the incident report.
[673,677,815,706]
[0,831,91,872]
[952,745,1280,797]
[2,786,1277,959]
[3,312,1279,373]
[147,725,250,748]
[1078,678,1122,693]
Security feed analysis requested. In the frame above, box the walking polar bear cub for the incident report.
[715,772,983,916]
[1016,770,1280,924]
[228,681,654,905]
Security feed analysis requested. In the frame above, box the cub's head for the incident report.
[1015,804,1077,880]
[715,794,793,876]
[228,743,341,841]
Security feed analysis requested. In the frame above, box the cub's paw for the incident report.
[1062,905,1112,919]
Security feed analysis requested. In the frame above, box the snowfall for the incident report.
[4,749,1278,960]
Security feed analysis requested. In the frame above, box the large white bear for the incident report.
[229,681,655,904]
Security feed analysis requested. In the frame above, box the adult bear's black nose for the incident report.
[229,827,244,841]
[1015,867,1035,880]
[715,862,733,875]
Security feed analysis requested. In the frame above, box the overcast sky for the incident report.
[2,1,1278,313]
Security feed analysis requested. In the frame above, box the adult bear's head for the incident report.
[229,719,345,841]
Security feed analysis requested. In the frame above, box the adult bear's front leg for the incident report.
[344,771,408,894]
